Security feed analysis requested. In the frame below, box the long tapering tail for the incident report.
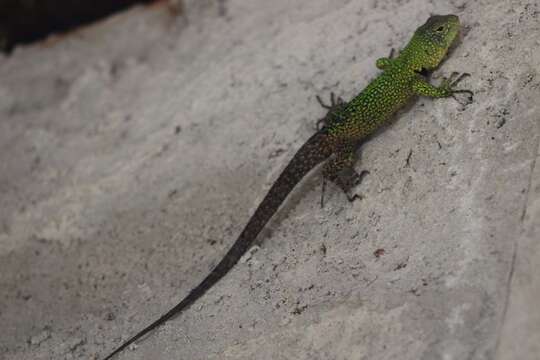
[103,131,331,359]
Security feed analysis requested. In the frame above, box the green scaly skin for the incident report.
[320,15,472,197]
[102,14,472,360]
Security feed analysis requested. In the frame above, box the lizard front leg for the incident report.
[376,48,397,70]
[321,145,369,207]
[413,72,474,105]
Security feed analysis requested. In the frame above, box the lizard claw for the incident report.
[345,170,369,202]
[388,48,398,59]
[315,92,347,130]
[316,92,344,109]
[440,72,473,106]
[451,89,474,106]
[450,72,470,87]
[316,94,332,110]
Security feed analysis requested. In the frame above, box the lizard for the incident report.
[102,14,472,359]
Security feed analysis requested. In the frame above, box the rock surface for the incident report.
[0,1,538,359]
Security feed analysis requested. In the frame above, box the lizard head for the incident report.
[403,14,461,72]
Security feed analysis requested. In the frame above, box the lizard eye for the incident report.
[436,26,444,32]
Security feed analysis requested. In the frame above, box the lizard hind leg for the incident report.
[320,148,369,207]
[315,92,347,130]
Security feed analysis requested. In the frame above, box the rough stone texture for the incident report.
[0,1,538,359]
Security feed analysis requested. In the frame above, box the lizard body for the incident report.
[103,14,472,359]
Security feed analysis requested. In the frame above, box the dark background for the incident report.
[0,0,155,52]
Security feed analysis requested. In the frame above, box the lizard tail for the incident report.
[102,131,332,360]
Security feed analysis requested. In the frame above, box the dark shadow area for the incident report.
[0,0,157,53]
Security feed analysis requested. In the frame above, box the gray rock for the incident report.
[0,1,538,359]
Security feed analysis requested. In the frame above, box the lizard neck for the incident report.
[398,36,448,73]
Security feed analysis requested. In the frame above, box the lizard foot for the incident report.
[320,168,369,208]
[443,72,474,105]
[315,92,347,130]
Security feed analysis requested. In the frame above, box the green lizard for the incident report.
[103,14,472,359]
